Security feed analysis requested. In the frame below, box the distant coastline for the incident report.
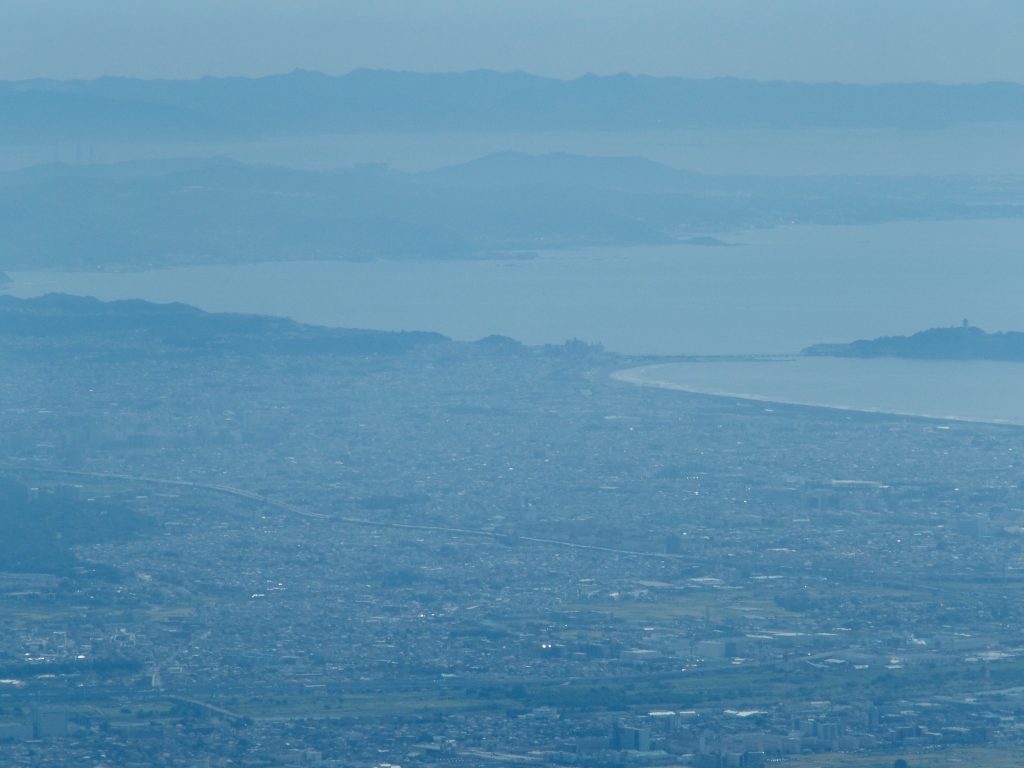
[803,324,1024,362]
[613,361,1024,427]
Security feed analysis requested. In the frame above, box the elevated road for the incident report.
[3,464,685,561]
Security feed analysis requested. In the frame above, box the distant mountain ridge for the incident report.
[803,325,1024,361]
[2,153,1020,269]
[2,70,1023,142]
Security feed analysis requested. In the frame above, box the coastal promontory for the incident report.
[803,324,1024,361]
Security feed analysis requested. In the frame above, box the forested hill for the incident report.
[803,325,1024,361]
[0,293,448,357]
[0,476,150,576]
[0,294,602,361]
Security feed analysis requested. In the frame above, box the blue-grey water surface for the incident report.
[7,219,1024,357]
[616,358,1024,426]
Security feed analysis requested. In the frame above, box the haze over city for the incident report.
[3,3,1024,768]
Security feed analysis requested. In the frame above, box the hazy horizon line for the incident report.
[5,67,1023,89]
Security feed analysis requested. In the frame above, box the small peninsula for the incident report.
[678,236,734,247]
[803,323,1024,361]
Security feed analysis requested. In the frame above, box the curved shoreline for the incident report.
[612,363,1024,428]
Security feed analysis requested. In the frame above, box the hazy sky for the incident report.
[5,0,1023,83]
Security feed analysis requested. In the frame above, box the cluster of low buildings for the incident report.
[3,326,1024,765]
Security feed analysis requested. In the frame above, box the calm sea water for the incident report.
[615,358,1024,426]
[7,218,1024,356]
[3,124,1022,176]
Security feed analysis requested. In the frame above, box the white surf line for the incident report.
[611,364,1022,428]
